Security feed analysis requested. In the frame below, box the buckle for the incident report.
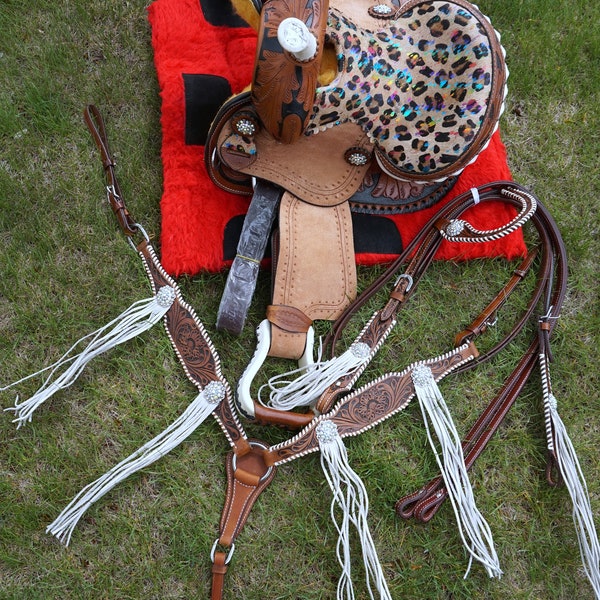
[211,540,236,565]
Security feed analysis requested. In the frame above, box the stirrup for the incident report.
[236,319,316,428]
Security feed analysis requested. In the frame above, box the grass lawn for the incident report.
[1,0,599,598]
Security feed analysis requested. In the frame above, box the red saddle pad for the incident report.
[148,0,525,276]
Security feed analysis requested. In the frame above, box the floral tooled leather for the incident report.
[251,0,328,144]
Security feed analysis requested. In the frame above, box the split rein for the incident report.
[7,105,595,599]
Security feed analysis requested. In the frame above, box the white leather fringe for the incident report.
[412,364,502,579]
[2,286,176,428]
[316,420,392,600]
[47,380,225,546]
[540,353,600,598]
[262,342,371,410]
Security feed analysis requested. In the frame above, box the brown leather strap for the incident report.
[210,441,277,600]
[396,198,568,521]
[84,105,138,237]
[210,551,228,600]
[454,248,538,347]
[266,304,312,333]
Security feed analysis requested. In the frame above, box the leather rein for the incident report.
[84,105,567,598]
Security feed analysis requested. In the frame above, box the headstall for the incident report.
[3,0,600,597]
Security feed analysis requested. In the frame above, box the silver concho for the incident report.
[155,286,177,308]
[411,364,434,388]
[316,420,339,444]
[204,381,227,404]
[445,219,466,238]
[351,342,371,360]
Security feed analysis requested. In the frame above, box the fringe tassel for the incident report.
[47,380,226,546]
[411,364,502,579]
[540,354,600,598]
[2,286,176,428]
[260,342,371,410]
[316,420,392,600]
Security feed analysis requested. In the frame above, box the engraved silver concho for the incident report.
[445,219,466,238]
[411,364,434,388]
[351,342,371,360]
[235,118,256,136]
[204,381,227,404]
[316,420,339,444]
[155,285,176,308]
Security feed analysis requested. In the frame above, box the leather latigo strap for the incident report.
[216,180,283,335]
[84,105,138,237]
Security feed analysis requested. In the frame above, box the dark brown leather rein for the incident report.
[81,105,569,598]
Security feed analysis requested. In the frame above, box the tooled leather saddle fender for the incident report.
[206,0,508,371]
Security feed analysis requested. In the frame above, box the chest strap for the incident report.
[211,441,276,600]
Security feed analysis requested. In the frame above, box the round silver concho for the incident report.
[411,364,434,388]
[155,285,176,308]
[351,342,371,360]
[316,420,339,444]
[234,118,256,136]
[369,4,394,18]
[445,219,466,238]
[204,381,227,404]
[344,147,371,166]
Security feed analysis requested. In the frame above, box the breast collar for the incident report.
[5,105,597,599]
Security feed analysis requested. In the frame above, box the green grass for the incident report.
[1,0,599,598]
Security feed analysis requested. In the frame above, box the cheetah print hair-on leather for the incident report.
[305,0,507,182]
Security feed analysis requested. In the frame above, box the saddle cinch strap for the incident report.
[208,0,508,361]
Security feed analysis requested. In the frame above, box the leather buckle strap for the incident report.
[211,440,277,600]
[83,105,138,238]
[454,248,539,347]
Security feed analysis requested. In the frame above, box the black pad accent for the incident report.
[223,215,274,262]
[198,0,249,27]
[223,215,245,261]
[183,74,232,146]
[351,213,403,255]
[224,213,403,261]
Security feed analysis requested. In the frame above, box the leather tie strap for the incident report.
[216,180,283,335]
[83,105,138,237]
